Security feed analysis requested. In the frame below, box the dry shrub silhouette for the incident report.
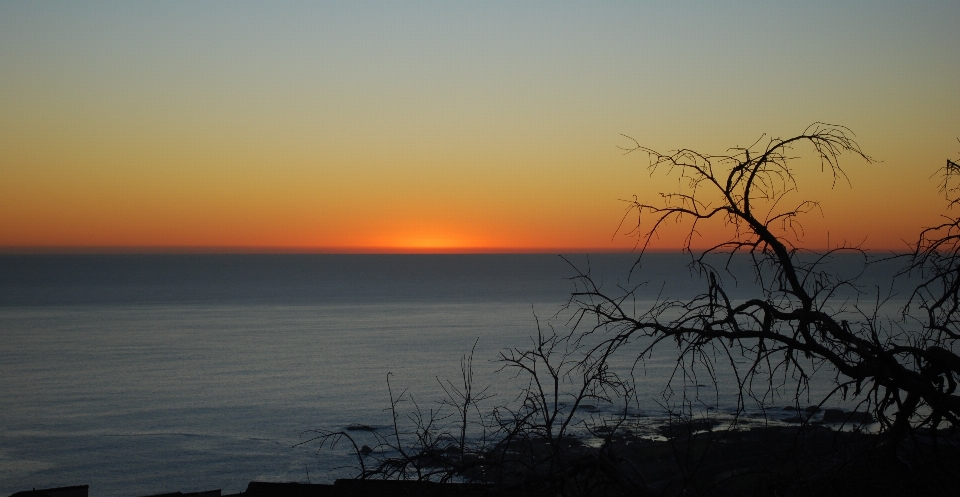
[307,125,960,496]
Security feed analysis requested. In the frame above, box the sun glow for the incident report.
[378,233,487,253]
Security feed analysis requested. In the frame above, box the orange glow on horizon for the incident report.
[1,3,956,256]
[0,244,641,255]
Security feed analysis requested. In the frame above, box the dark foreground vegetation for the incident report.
[298,416,960,497]
[13,420,959,496]
[302,125,960,496]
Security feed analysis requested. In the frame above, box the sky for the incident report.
[1,1,959,253]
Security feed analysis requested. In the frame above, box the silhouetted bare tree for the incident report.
[578,124,960,435]
[310,126,960,496]
[566,124,960,485]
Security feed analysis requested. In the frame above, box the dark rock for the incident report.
[822,409,874,424]
[9,486,88,497]
[242,482,335,497]
[823,409,846,422]
[140,492,220,497]
[657,419,719,437]
[333,480,498,497]
[847,411,875,424]
[346,424,376,431]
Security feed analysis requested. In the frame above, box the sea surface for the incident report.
[0,253,913,496]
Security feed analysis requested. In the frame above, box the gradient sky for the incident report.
[2,1,958,252]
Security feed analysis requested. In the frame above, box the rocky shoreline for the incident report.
[13,415,960,497]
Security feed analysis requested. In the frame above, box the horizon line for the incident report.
[0,245,914,255]
[0,245,642,255]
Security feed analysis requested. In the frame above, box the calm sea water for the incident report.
[0,254,911,496]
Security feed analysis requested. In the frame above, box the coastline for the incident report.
[13,421,959,497]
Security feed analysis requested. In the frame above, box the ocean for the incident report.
[0,253,911,496]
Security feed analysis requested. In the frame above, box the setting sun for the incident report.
[380,234,481,253]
